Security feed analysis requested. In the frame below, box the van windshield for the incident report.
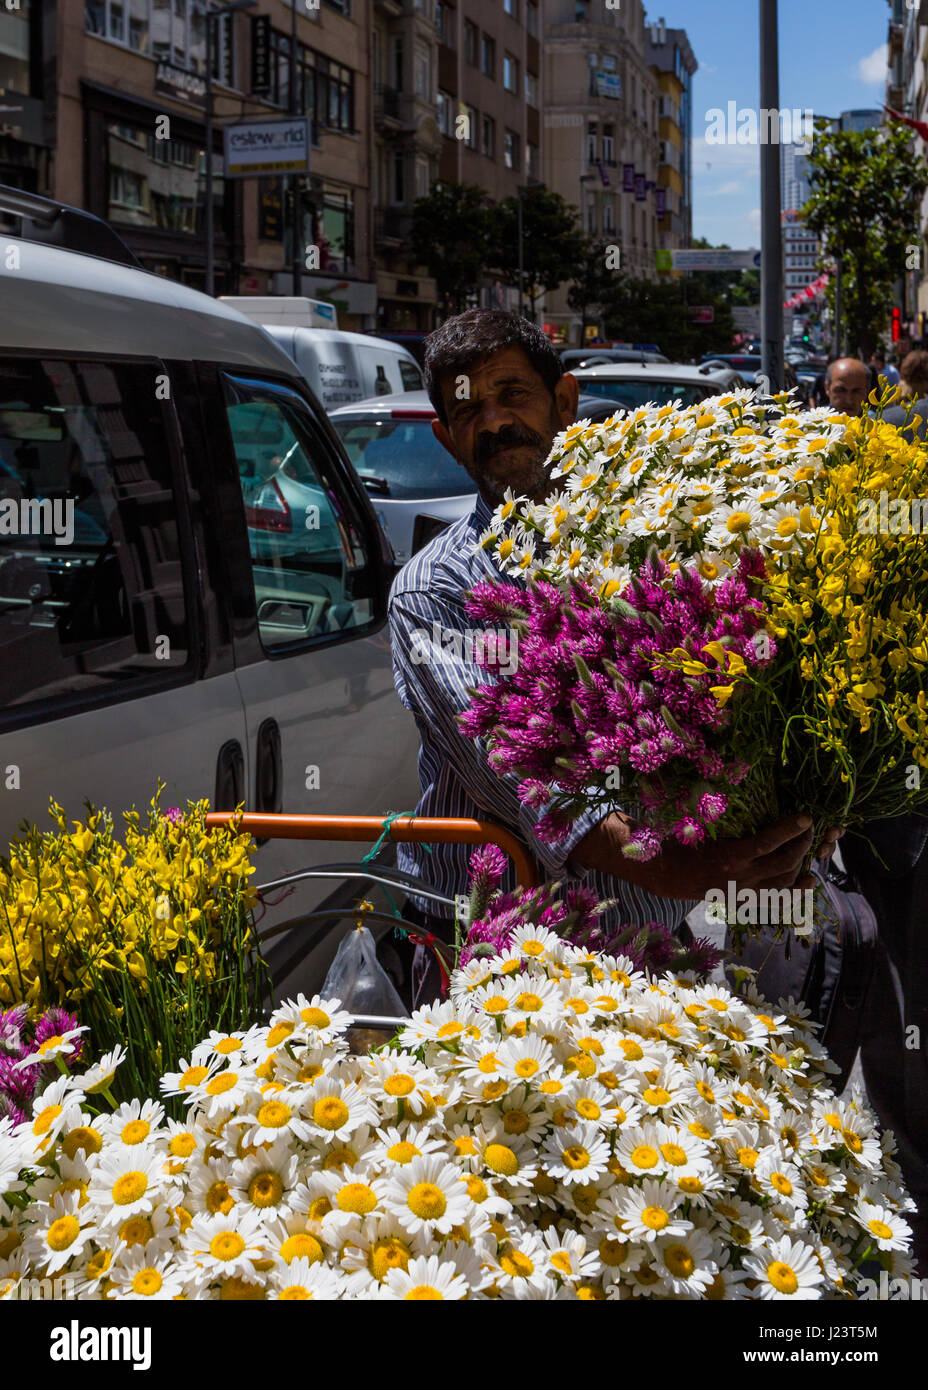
[331,414,473,500]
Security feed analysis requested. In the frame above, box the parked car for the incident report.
[560,348,670,369]
[0,185,422,997]
[569,362,728,411]
[330,391,626,563]
[221,299,424,409]
[693,361,747,390]
[696,354,799,393]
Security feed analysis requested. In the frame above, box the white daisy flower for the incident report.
[13,1024,88,1070]
[88,1147,166,1227]
[854,1201,912,1253]
[541,1122,611,1185]
[184,1208,267,1283]
[379,1155,472,1236]
[608,1178,693,1243]
[107,1098,166,1149]
[108,1245,187,1300]
[742,1234,825,1299]
[380,1254,470,1300]
[270,1257,342,1300]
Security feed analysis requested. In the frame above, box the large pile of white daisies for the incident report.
[0,926,915,1300]
[479,391,848,593]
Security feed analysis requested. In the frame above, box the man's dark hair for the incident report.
[424,309,563,425]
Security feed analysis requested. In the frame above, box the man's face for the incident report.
[431,345,579,505]
[825,360,869,413]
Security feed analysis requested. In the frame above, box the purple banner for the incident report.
[635,173,646,201]
[655,187,666,218]
[597,159,611,187]
[623,163,635,192]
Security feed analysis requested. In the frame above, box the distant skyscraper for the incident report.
[838,109,883,132]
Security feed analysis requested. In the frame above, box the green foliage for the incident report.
[601,275,736,358]
[487,187,587,316]
[410,182,493,315]
[803,120,928,356]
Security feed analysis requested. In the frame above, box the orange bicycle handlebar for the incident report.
[203,812,539,889]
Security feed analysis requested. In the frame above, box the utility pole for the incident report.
[759,0,784,391]
[290,0,303,297]
[204,0,257,297]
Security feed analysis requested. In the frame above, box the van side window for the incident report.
[222,374,375,654]
[398,359,423,392]
[0,357,189,719]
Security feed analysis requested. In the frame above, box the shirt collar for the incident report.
[472,494,494,531]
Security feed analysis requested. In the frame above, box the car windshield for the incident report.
[332,414,472,500]
[575,380,719,410]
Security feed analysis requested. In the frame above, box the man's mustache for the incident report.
[475,425,545,466]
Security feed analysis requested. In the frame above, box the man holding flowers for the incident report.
[388,310,839,1006]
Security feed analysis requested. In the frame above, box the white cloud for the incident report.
[716,180,744,195]
[747,207,762,226]
[858,43,887,85]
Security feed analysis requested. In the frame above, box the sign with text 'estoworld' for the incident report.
[223,118,311,178]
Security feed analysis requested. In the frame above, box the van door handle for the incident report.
[214,739,245,811]
[255,717,283,816]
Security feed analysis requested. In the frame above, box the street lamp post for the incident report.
[289,0,303,297]
[759,0,784,392]
[204,0,257,298]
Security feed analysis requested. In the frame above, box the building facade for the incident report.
[648,20,695,251]
[542,0,677,344]
[370,0,540,332]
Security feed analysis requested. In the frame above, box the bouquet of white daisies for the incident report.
[1,929,914,1300]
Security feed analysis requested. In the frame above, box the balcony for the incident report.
[375,207,413,249]
[374,85,403,132]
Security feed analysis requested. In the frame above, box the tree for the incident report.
[488,187,587,319]
[803,120,928,357]
[566,238,624,342]
[602,275,736,359]
[410,182,492,316]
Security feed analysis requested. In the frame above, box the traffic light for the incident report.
[892,307,902,343]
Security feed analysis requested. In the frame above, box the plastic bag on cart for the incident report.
[322,925,407,1053]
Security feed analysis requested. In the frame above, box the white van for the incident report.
[221,298,424,410]
[0,188,422,997]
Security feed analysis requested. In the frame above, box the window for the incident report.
[602,53,617,71]
[504,128,519,169]
[298,49,354,131]
[415,158,430,198]
[435,0,451,43]
[392,150,405,203]
[602,125,614,162]
[331,414,467,502]
[575,0,589,18]
[587,123,597,161]
[525,71,538,106]
[481,33,494,79]
[587,198,596,233]
[391,34,403,89]
[0,357,190,717]
[224,377,374,654]
[107,118,218,234]
[88,0,231,75]
[526,142,537,177]
[464,104,478,149]
[437,90,453,136]
[603,199,615,233]
[415,44,430,98]
[504,0,518,17]
[464,19,477,65]
[503,53,518,93]
[526,0,538,36]
[482,114,495,158]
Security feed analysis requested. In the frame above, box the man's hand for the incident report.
[573,812,843,901]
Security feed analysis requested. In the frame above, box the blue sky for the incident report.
[676,0,889,247]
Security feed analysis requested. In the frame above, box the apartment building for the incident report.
[648,21,695,251]
[1,0,376,326]
[370,0,540,331]
[542,0,664,343]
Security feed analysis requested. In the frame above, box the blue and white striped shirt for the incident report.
[388,495,693,933]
